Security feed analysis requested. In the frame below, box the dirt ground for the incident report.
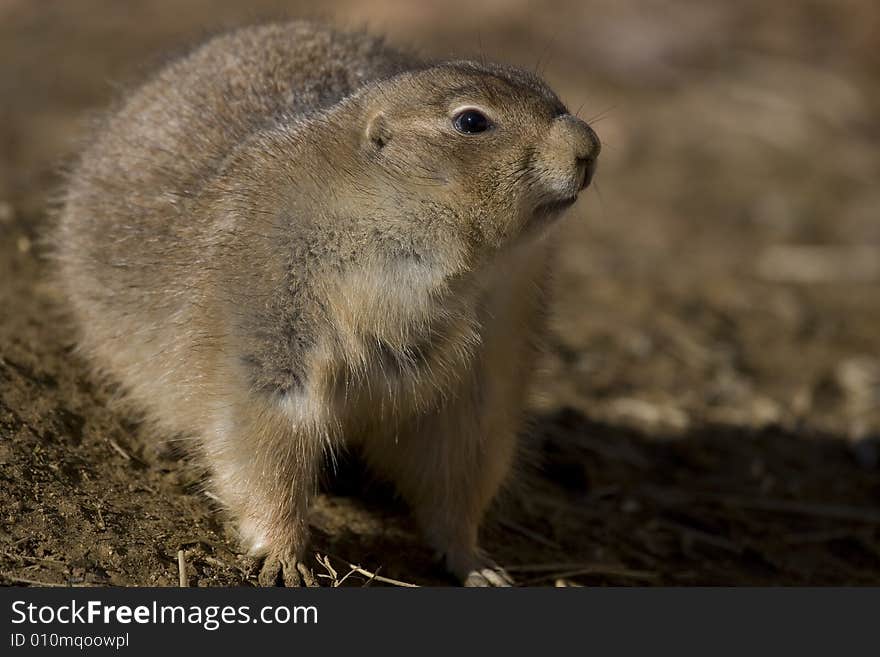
[2,0,880,586]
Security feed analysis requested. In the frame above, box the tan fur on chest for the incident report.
[311,257,483,431]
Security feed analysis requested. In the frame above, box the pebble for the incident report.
[0,201,14,224]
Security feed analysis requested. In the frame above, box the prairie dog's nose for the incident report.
[537,114,601,199]
[548,114,600,191]
[558,114,601,163]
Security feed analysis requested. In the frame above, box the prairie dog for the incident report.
[54,21,600,586]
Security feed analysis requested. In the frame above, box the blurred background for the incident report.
[1,1,879,586]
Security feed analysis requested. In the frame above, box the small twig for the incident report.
[177,550,187,587]
[2,574,67,586]
[314,555,359,587]
[321,551,419,587]
[3,551,68,569]
[522,568,658,586]
[317,554,337,580]
[508,562,658,583]
[346,564,418,587]
[0,573,97,587]
[519,566,658,585]
[335,566,359,587]
[108,438,131,461]
[507,562,611,573]
[95,506,106,530]
[314,554,339,586]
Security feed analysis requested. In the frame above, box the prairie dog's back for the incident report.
[57,22,410,312]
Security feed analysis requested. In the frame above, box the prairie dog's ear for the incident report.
[366,112,391,149]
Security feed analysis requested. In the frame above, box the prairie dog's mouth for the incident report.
[531,158,594,219]
[580,158,597,190]
[523,194,579,234]
[534,194,578,216]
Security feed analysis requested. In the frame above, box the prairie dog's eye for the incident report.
[452,109,492,134]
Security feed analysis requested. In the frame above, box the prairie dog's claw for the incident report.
[463,566,514,587]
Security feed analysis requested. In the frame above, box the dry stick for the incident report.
[507,562,622,573]
[322,552,419,587]
[521,567,657,586]
[508,562,659,581]
[3,552,68,569]
[346,564,418,588]
[95,506,105,530]
[335,566,359,587]
[361,568,377,587]
[2,574,68,587]
[317,557,360,587]
[177,550,187,587]
[108,438,132,461]
[318,555,338,579]
[314,554,340,586]
[0,573,97,588]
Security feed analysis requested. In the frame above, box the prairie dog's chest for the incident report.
[317,263,485,420]
[291,233,552,429]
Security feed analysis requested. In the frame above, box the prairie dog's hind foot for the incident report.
[463,565,514,588]
[444,546,514,587]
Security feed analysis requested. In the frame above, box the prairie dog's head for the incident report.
[346,61,600,268]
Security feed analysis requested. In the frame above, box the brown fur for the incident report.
[53,21,600,586]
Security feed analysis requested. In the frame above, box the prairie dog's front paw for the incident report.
[258,552,317,587]
[238,517,315,586]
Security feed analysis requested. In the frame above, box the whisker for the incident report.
[586,104,618,124]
